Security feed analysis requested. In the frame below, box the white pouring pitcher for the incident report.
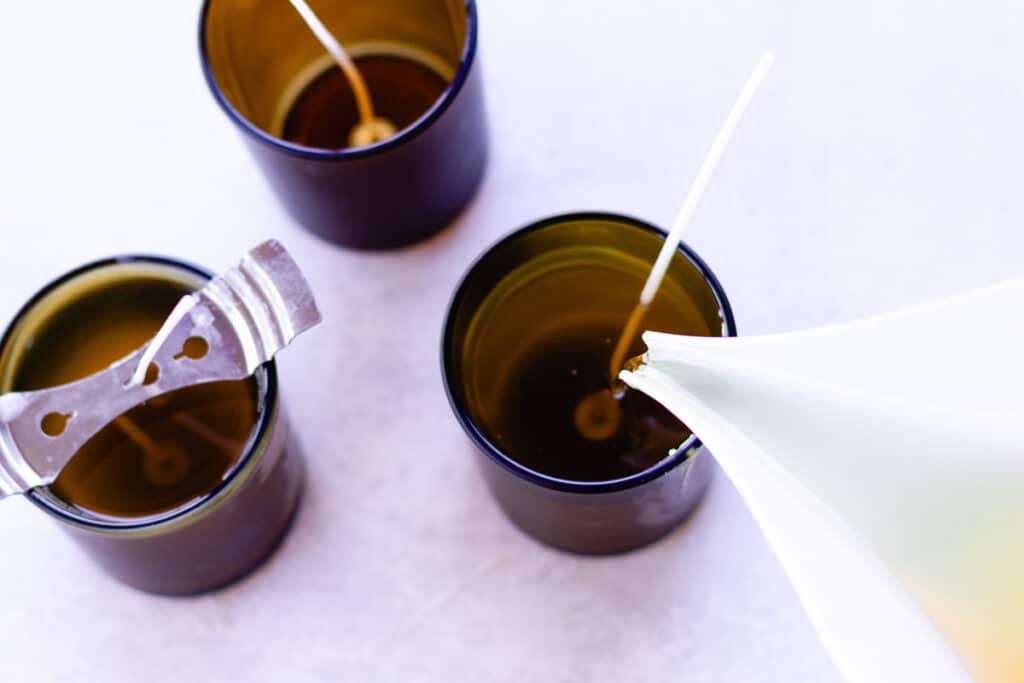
[622,276,1024,683]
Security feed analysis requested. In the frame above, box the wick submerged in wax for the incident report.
[288,0,397,147]
[113,416,190,487]
[573,389,622,441]
[574,52,774,443]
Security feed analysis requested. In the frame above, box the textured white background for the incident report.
[1,1,1022,681]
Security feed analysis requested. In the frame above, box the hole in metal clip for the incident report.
[41,412,73,437]
[142,362,160,386]
[174,336,209,361]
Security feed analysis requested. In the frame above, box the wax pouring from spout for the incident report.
[0,240,321,500]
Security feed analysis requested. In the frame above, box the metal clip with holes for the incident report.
[0,240,321,501]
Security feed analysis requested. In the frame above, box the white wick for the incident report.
[287,0,396,147]
[639,51,775,306]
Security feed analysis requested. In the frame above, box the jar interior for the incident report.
[204,0,469,138]
[448,216,729,483]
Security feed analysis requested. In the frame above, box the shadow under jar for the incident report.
[442,213,737,554]
[200,0,488,250]
[0,257,303,594]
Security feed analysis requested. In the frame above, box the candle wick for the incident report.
[607,51,775,384]
[288,0,397,147]
[113,416,189,487]
[114,411,239,487]
[113,416,162,461]
[169,412,242,457]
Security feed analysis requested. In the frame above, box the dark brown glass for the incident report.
[200,0,488,250]
[0,258,304,594]
[442,213,737,554]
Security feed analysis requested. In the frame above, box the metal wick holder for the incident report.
[0,240,321,500]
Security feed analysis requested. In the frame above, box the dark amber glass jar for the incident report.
[442,213,736,554]
[0,257,303,594]
[200,0,487,249]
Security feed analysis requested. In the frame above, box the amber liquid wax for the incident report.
[467,253,715,482]
[11,275,259,519]
[282,53,449,149]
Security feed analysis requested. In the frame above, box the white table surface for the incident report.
[2,1,1022,681]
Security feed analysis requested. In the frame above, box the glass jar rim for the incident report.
[441,211,738,494]
[0,255,279,532]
